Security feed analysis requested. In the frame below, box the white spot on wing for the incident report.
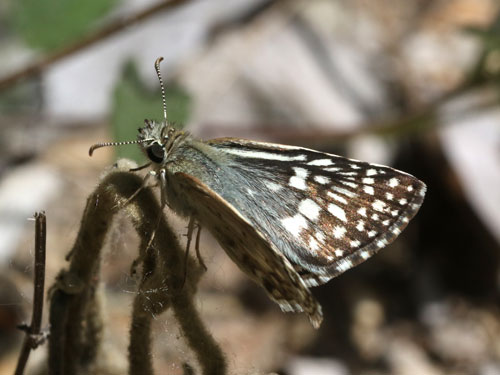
[299,199,321,222]
[399,198,407,205]
[314,175,330,184]
[350,240,361,248]
[309,237,319,252]
[366,169,377,176]
[386,192,394,200]
[324,167,341,172]
[364,186,374,195]
[328,203,347,222]
[362,178,374,184]
[357,207,367,217]
[332,186,357,198]
[315,231,325,243]
[333,226,346,239]
[308,159,333,166]
[289,167,309,190]
[336,259,353,272]
[372,200,386,212]
[368,230,377,238]
[341,181,358,189]
[267,182,282,192]
[388,178,400,188]
[279,302,294,312]
[356,220,365,231]
[281,215,307,237]
[334,249,344,257]
[327,191,347,204]
[223,148,307,161]
[360,251,371,260]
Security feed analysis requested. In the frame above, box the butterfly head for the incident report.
[89,57,182,163]
[137,119,179,164]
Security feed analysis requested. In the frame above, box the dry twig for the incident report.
[0,0,189,91]
[14,212,47,375]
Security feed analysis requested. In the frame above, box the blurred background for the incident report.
[1,0,499,374]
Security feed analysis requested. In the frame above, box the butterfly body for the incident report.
[85,57,425,328]
[135,119,426,328]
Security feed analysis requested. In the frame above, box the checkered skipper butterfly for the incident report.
[90,57,426,328]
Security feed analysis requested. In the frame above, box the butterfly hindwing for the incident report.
[174,171,323,328]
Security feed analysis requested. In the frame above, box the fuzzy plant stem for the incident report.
[48,164,226,375]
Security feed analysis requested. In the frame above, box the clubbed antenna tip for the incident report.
[154,57,168,122]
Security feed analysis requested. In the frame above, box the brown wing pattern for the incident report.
[175,172,323,328]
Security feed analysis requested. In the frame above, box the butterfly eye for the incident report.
[146,142,165,163]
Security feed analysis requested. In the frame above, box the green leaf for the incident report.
[111,61,191,162]
[11,0,117,51]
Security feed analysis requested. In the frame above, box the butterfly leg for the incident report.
[130,170,165,275]
[120,170,157,210]
[129,162,151,172]
[182,218,207,286]
[130,209,163,275]
[194,224,207,271]
[182,217,196,286]
[145,168,168,249]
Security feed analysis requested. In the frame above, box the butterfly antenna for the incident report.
[154,57,168,122]
[88,140,146,156]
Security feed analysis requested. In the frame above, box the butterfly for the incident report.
[89,57,426,328]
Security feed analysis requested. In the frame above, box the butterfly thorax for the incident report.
[137,119,232,220]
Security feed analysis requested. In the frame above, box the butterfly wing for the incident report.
[207,138,426,287]
[174,171,323,328]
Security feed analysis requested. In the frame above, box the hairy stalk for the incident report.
[48,162,226,375]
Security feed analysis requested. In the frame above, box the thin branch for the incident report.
[14,211,47,375]
[0,0,189,91]
[201,79,500,148]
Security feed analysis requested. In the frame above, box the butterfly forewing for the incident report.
[207,138,426,287]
